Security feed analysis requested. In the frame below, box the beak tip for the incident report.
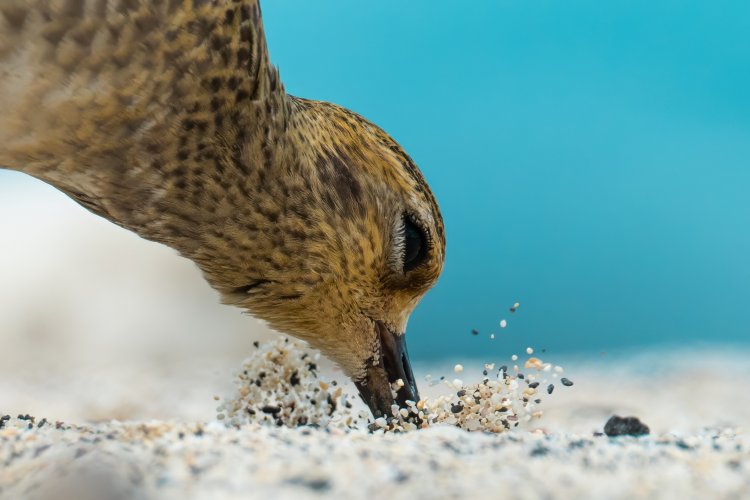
[355,321,421,419]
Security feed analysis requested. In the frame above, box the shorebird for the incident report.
[0,0,445,418]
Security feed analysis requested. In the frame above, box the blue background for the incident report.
[262,0,749,358]
[2,1,748,361]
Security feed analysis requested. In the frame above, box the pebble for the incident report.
[453,364,463,374]
[500,320,508,328]
[604,415,650,437]
[560,378,574,387]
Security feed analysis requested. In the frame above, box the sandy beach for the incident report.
[1,417,747,500]
[2,347,749,500]
[2,180,749,499]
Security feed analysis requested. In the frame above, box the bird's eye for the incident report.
[402,215,428,272]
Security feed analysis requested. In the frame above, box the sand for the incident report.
[1,416,747,500]
[2,349,750,500]
[2,180,749,498]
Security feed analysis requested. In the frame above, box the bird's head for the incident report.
[204,97,444,418]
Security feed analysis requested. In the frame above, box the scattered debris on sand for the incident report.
[604,415,651,437]
[216,338,366,430]
[217,337,574,434]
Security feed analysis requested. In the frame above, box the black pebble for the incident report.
[471,329,479,336]
[261,405,281,415]
[561,378,574,387]
[547,384,554,394]
[528,382,540,389]
[450,404,463,414]
[604,415,650,437]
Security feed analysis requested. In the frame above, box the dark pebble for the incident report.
[530,445,550,457]
[528,382,540,389]
[451,404,463,414]
[561,378,574,387]
[471,329,479,336]
[456,390,466,397]
[604,415,650,437]
[261,405,282,415]
[287,477,331,492]
[547,384,554,394]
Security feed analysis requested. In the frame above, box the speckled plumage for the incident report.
[0,0,444,410]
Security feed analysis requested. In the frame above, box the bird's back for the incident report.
[1,0,275,177]
[0,0,281,237]
[2,1,173,172]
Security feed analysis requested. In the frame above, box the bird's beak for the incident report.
[355,320,420,419]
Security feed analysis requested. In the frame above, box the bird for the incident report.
[0,0,445,418]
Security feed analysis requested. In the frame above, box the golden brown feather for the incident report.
[0,0,445,417]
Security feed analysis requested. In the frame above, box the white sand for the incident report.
[2,178,749,498]
[0,413,747,500]
[2,351,749,500]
